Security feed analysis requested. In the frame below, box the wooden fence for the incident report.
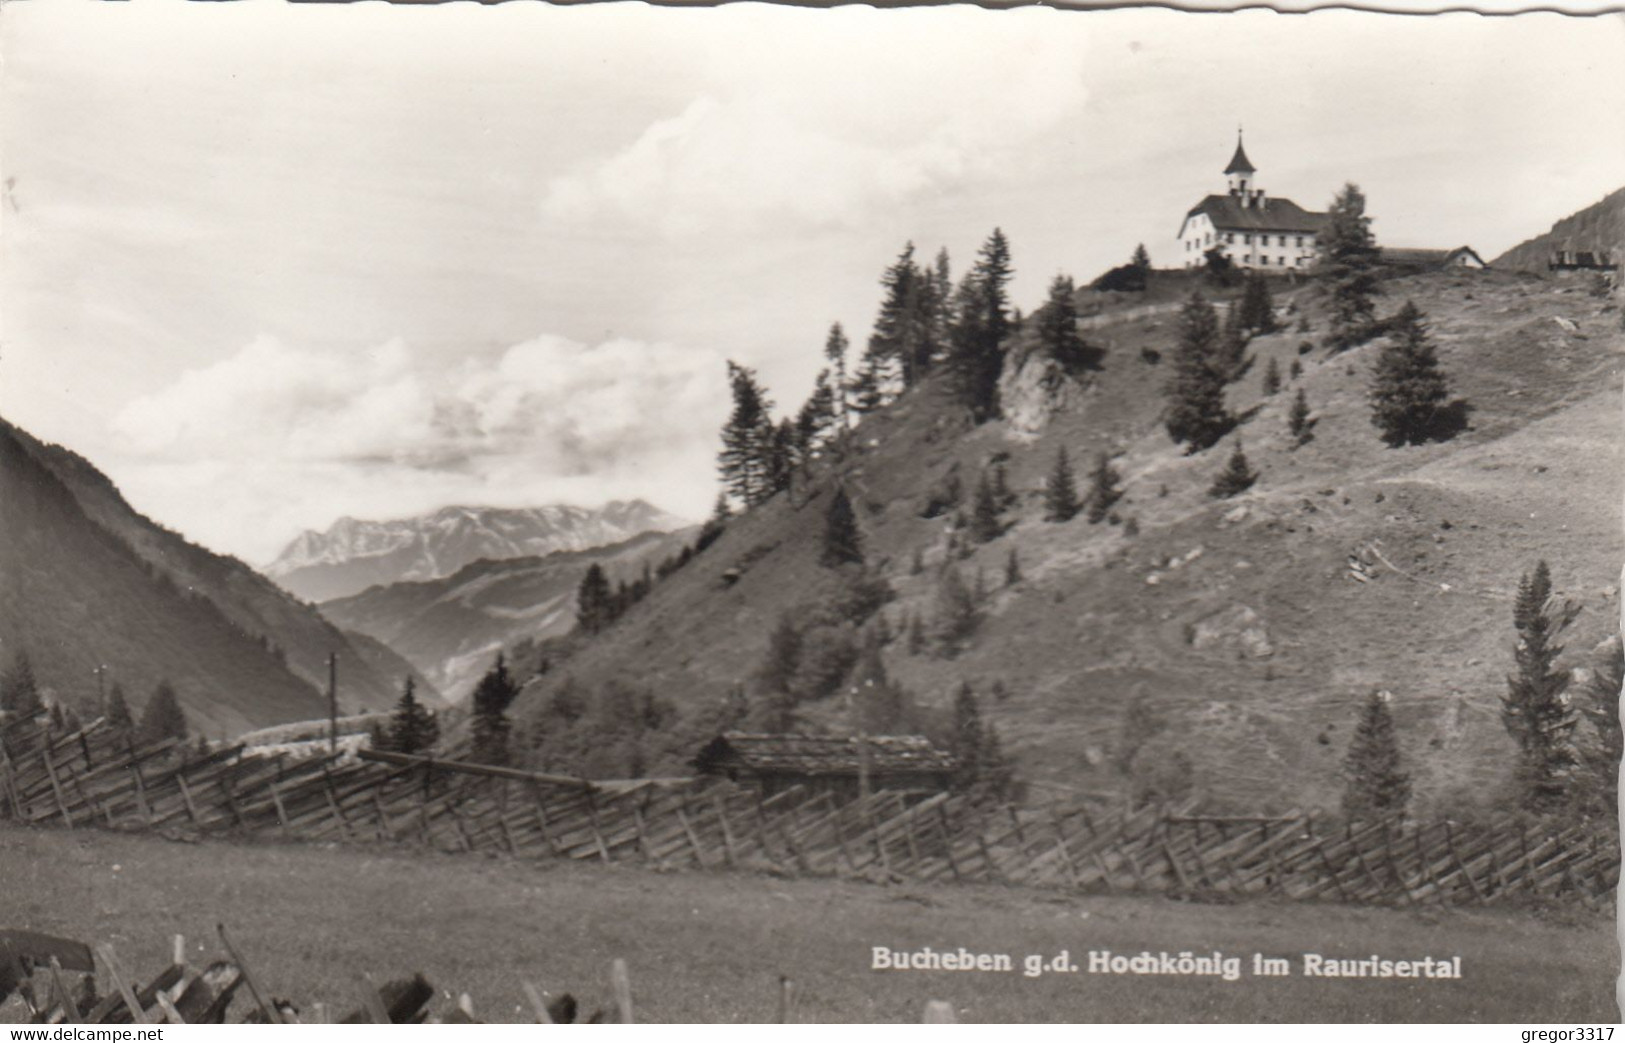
[1,714,1615,906]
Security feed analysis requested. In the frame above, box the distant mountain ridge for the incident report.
[266,500,690,603]
[0,416,438,739]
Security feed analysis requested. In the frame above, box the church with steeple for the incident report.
[1176,133,1328,272]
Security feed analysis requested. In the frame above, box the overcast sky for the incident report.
[2,3,1621,564]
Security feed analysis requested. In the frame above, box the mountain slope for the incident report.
[1,418,329,737]
[321,528,696,700]
[502,265,1622,812]
[266,501,690,603]
[3,420,441,729]
[1493,185,1625,273]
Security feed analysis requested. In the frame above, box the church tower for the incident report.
[1225,131,1257,207]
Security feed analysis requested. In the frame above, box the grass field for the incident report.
[1,823,1616,1023]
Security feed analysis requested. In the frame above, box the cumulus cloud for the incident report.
[541,13,1092,236]
[111,333,730,561]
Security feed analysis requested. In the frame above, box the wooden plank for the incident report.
[96,944,149,1025]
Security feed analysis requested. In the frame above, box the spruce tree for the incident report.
[576,563,613,634]
[1044,446,1081,523]
[1289,358,1303,380]
[944,229,1014,421]
[1036,274,1088,370]
[821,486,864,567]
[950,681,984,789]
[868,241,921,388]
[1368,301,1454,447]
[387,676,439,755]
[933,566,979,655]
[991,462,1014,510]
[969,473,1002,543]
[1262,356,1282,396]
[825,323,851,439]
[847,354,886,415]
[765,417,797,497]
[1163,291,1233,452]
[1501,561,1581,812]
[105,682,134,732]
[1131,243,1151,271]
[1238,273,1278,333]
[139,681,188,744]
[795,369,837,460]
[717,361,776,507]
[1341,690,1411,819]
[0,649,42,717]
[1288,387,1313,446]
[1085,452,1123,525]
[1579,638,1623,817]
[756,613,803,697]
[470,654,519,767]
[1322,182,1382,350]
[1208,441,1257,499]
[1215,302,1248,381]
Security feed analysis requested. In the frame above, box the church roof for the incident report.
[1181,194,1327,236]
[1224,138,1256,175]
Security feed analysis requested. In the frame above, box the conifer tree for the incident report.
[755,613,803,697]
[1131,243,1151,272]
[850,633,907,735]
[696,492,730,553]
[1208,441,1257,499]
[825,323,852,439]
[933,566,979,655]
[1036,274,1088,370]
[1262,356,1282,396]
[1322,183,1382,350]
[576,563,614,634]
[821,486,864,568]
[1004,548,1021,587]
[847,354,886,415]
[105,682,134,732]
[1215,302,1248,381]
[470,655,518,766]
[1369,301,1455,446]
[1578,638,1623,817]
[1164,291,1233,451]
[1501,561,1581,812]
[1289,358,1303,380]
[1044,446,1081,523]
[139,681,188,744]
[1342,690,1411,819]
[950,681,984,789]
[765,417,797,497]
[717,361,776,507]
[991,462,1014,510]
[944,229,1014,421]
[969,472,1002,543]
[868,241,921,389]
[795,369,837,461]
[1288,387,1313,446]
[387,676,439,755]
[0,649,42,717]
[1238,273,1278,333]
[1085,452,1123,524]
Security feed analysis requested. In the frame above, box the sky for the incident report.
[2,2,1621,565]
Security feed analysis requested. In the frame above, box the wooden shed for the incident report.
[692,732,956,801]
[1381,246,1487,271]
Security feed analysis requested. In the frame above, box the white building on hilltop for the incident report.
[1177,134,1327,272]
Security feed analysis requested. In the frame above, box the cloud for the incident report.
[111,333,730,561]
[541,12,1093,236]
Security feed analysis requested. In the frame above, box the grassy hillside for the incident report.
[322,528,695,701]
[0,418,329,737]
[17,426,442,713]
[502,265,1622,814]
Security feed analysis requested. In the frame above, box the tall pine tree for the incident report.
[0,649,42,717]
[1085,452,1123,524]
[717,361,776,507]
[386,676,439,755]
[1322,182,1382,350]
[1044,446,1081,523]
[1164,291,1233,452]
[1208,441,1257,499]
[139,681,187,744]
[470,654,519,767]
[944,229,1014,421]
[969,472,1002,543]
[104,682,134,732]
[1288,387,1313,446]
[821,486,864,568]
[576,563,613,634]
[1341,690,1411,819]
[825,322,851,439]
[1036,274,1088,371]
[1501,561,1581,812]
[1237,273,1278,333]
[1369,301,1455,446]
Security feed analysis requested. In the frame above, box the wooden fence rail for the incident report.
[0,715,1615,906]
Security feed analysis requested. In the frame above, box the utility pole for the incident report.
[327,652,338,752]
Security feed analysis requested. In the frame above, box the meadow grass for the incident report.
[0,821,1615,1023]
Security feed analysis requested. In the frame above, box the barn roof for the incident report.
[1382,246,1486,268]
[1182,194,1327,235]
[694,732,956,776]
